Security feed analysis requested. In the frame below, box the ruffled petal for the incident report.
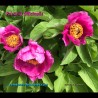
[44,50,54,72]
[62,29,70,46]
[5,24,20,34]
[67,34,81,46]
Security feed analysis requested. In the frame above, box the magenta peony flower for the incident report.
[0,24,23,52]
[14,39,54,82]
[0,27,5,44]
[62,11,94,46]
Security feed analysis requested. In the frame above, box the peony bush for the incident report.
[0,5,98,92]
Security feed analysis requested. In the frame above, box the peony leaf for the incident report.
[3,74,19,92]
[17,73,27,92]
[54,71,66,92]
[5,6,25,23]
[42,74,53,90]
[65,73,89,92]
[78,63,98,92]
[43,29,60,39]
[0,20,8,27]
[26,6,53,21]
[30,22,48,41]
[0,64,19,76]
[79,6,94,12]
[76,45,93,67]
[46,18,68,30]
[61,46,77,65]
[91,22,98,40]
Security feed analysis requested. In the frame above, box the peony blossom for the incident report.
[0,24,23,52]
[0,27,5,44]
[62,11,94,46]
[14,39,54,82]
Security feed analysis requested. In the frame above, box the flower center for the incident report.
[70,23,83,39]
[6,34,20,47]
[27,59,39,66]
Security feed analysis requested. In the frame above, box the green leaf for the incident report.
[6,78,18,92]
[0,64,19,76]
[76,45,92,67]
[55,66,63,77]
[92,61,98,74]
[43,29,60,39]
[30,18,67,41]
[32,11,53,21]
[26,6,53,21]
[0,77,4,85]
[28,6,44,11]
[66,63,81,73]
[29,80,40,92]
[30,22,48,41]
[80,6,98,20]
[3,74,19,92]
[0,20,8,27]
[10,19,21,26]
[42,74,53,90]
[46,18,68,30]
[87,42,98,61]
[51,7,67,19]
[54,71,66,92]
[3,74,18,90]
[61,46,77,65]
[65,74,89,92]
[22,16,37,39]
[48,56,60,73]
[92,10,98,20]
[5,6,25,23]
[79,6,94,12]
[0,10,4,18]
[78,64,98,92]
[91,22,98,40]
[40,37,59,54]
[17,73,27,92]
[0,6,7,11]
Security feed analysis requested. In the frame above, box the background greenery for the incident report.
[0,5,98,92]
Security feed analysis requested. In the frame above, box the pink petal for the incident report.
[0,27,5,43]
[62,29,70,46]
[17,46,35,61]
[80,36,86,45]
[29,76,37,82]
[4,45,19,52]
[0,27,5,36]
[44,50,54,72]
[37,72,44,79]
[35,53,45,64]
[67,34,81,46]
[5,24,20,34]
[68,11,88,22]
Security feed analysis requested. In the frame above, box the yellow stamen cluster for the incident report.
[70,23,83,39]
[27,59,39,66]
[6,34,20,47]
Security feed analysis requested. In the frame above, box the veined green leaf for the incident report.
[43,29,60,39]
[78,64,98,92]
[30,22,48,41]
[54,71,67,92]
[0,20,8,27]
[42,74,53,90]
[76,45,92,67]
[65,74,89,92]
[61,46,77,65]
[0,64,19,76]
[17,73,27,92]
[3,74,19,92]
